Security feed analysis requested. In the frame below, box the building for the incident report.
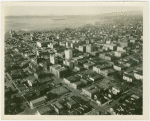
[134,71,143,80]
[27,76,38,87]
[63,76,79,85]
[35,106,54,115]
[37,41,50,48]
[50,64,68,78]
[86,44,93,53]
[100,68,117,76]
[84,109,99,115]
[83,62,95,69]
[103,44,117,51]
[93,63,113,74]
[34,71,46,79]
[50,53,58,64]
[90,51,99,56]
[115,51,126,57]
[120,42,132,47]
[117,46,127,53]
[39,77,52,84]
[112,84,128,95]
[82,85,99,98]
[112,86,121,95]
[30,96,47,109]
[53,102,64,114]
[48,42,58,49]
[113,64,126,71]
[59,41,66,47]
[63,59,74,69]
[74,65,84,71]
[79,45,86,52]
[50,86,69,96]
[70,42,79,49]
[99,53,116,61]
[130,38,137,43]
[66,97,77,109]
[89,74,102,81]
[123,74,134,82]
[66,41,71,48]
[96,80,111,91]
[71,80,87,89]
[65,49,73,59]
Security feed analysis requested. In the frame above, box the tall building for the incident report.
[66,41,70,48]
[79,45,86,52]
[50,53,58,64]
[86,44,93,53]
[65,49,73,59]
[50,64,68,78]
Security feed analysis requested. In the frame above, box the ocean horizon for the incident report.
[5,15,108,32]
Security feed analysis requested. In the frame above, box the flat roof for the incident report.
[83,85,99,93]
[54,102,63,109]
[30,96,46,104]
[96,81,111,90]
[39,77,52,83]
[51,86,69,96]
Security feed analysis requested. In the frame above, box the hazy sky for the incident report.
[5,6,143,16]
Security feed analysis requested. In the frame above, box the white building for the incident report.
[134,72,143,80]
[30,96,47,109]
[50,53,58,64]
[65,49,73,59]
[115,51,126,57]
[123,74,134,82]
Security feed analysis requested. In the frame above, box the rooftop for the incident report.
[30,96,46,104]
[83,85,99,93]
[51,86,69,96]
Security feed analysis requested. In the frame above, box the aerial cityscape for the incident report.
[4,6,143,115]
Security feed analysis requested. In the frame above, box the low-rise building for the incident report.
[50,86,69,96]
[100,68,117,76]
[115,51,126,57]
[117,46,127,53]
[53,102,64,114]
[120,42,132,47]
[27,76,38,87]
[84,109,99,115]
[30,96,47,109]
[83,62,95,69]
[103,44,117,51]
[113,64,126,71]
[66,97,78,109]
[82,85,99,98]
[63,76,79,85]
[89,75,103,81]
[93,63,113,74]
[134,71,143,80]
[35,106,54,115]
[37,41,50,48]
[48,42,58,49]
[112,86,121,95]
[123,73,134,82]
[71,79,87,89]
[74,65,84,71]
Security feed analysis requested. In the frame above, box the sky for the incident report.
[5,6,143,16]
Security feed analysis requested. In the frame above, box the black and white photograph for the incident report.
[1,1,149,120]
